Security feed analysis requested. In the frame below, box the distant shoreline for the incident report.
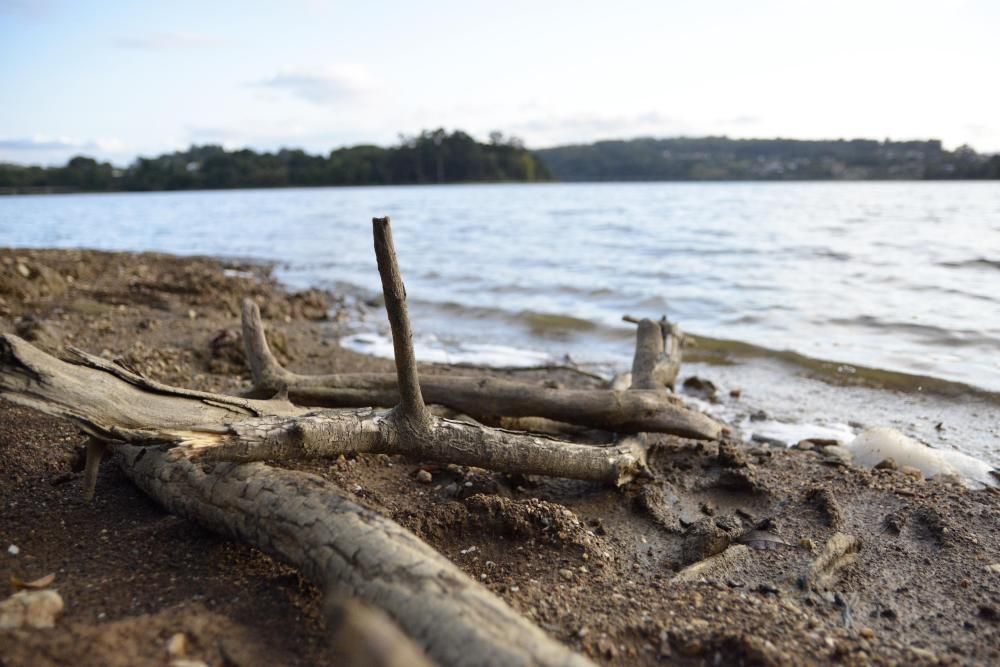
[3,132,998,194]
[5,177,1000,197]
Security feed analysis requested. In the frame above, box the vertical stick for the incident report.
[372,217,431,427]
[630,319,665,390]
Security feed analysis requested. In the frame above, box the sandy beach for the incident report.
[1,248,998,666]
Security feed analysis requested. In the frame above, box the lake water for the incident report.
[1,182,999,468]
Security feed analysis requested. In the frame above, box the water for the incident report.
[1,182,998,468]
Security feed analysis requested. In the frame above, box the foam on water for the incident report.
[848,427,996,487]
[340,331,554,368]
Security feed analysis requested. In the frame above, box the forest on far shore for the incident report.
[2,131,998,194]
[0,130,549,193]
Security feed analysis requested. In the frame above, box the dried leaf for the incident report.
[9,572,56,590]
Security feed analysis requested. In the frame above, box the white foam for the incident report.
[848,427,996,487]
[340,331,554,368]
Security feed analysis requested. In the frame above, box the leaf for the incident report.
[9,572,56,590]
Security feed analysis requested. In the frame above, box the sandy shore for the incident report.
[1,248,998,666]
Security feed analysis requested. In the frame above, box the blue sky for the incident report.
[2,0,998,165]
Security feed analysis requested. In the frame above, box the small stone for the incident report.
[729,388,742,398]
[900,466,923,481]
[415,469,432,484]
[680,639,703,656]
[986,563,1000,575]
[444,482,459,496]
[820,445,853,466]
[0,590,64,629]
[874,458,897,471]
[559,568,574,581]
[166,632,187,657]
[16,263,30,278]
[799,537,817,552]
[859,627,874,639]
[7,544,19,556]
[187,309,197,320]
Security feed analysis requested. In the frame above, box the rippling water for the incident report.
[2,182,998,392]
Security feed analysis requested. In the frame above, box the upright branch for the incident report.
[372,216,431,430]
[627,316,682,391]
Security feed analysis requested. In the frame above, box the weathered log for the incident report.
[110,444,591,666]
[0,335,649,485]
[240,302,722,440]
[627,316,683,391]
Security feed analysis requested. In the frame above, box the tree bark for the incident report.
[0,334,650,486]
[240,302,721,440]
[627,316,682,391]
[110,443,592,666]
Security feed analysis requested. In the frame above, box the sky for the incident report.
[2,0,999,166]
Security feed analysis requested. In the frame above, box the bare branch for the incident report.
[372,216,430,428]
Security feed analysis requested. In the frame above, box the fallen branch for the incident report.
[109,444,591,666]
[240,303,721,440]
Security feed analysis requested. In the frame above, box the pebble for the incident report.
[859,627,874,639]
[166,632,187,657]
[900,466,923,481]
[415,469,432,484]
[986,563,1000,575]
[874,458,898,470]
[559,568,574,581]
[0,590,64,629]
[820,445,853,465]
[7,544,19,556]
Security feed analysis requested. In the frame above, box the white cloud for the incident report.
[252,65,375,105]
[112,32,222,50]
[0,135,126,152]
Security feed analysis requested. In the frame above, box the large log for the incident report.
[0,335,649,486]
[240,303,722,440]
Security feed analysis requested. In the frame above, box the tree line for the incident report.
[2,132,998,194]
[535,137,1000,181]
[0,130,550,193]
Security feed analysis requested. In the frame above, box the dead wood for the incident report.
[627,316,683,391]
[0,216,715,665]
[240,304,721,440]
[110,441,591,666]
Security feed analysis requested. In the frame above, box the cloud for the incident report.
[507,111,696,146]
[0,136,127,154]
[252,65,374,105]
[112,32,222,50]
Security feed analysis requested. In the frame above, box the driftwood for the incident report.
[240,301,721,440]
[0,217,726,665]
[0,217,615,665]
[625,315,683,390]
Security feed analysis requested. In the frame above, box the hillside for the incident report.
[535,137,1000,181]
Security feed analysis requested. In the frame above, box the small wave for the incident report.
[938,258,1000,271]
[340,331,553,368]
[827,315,1000,350]
[686,334,1000,404]
[520,310,599,337]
